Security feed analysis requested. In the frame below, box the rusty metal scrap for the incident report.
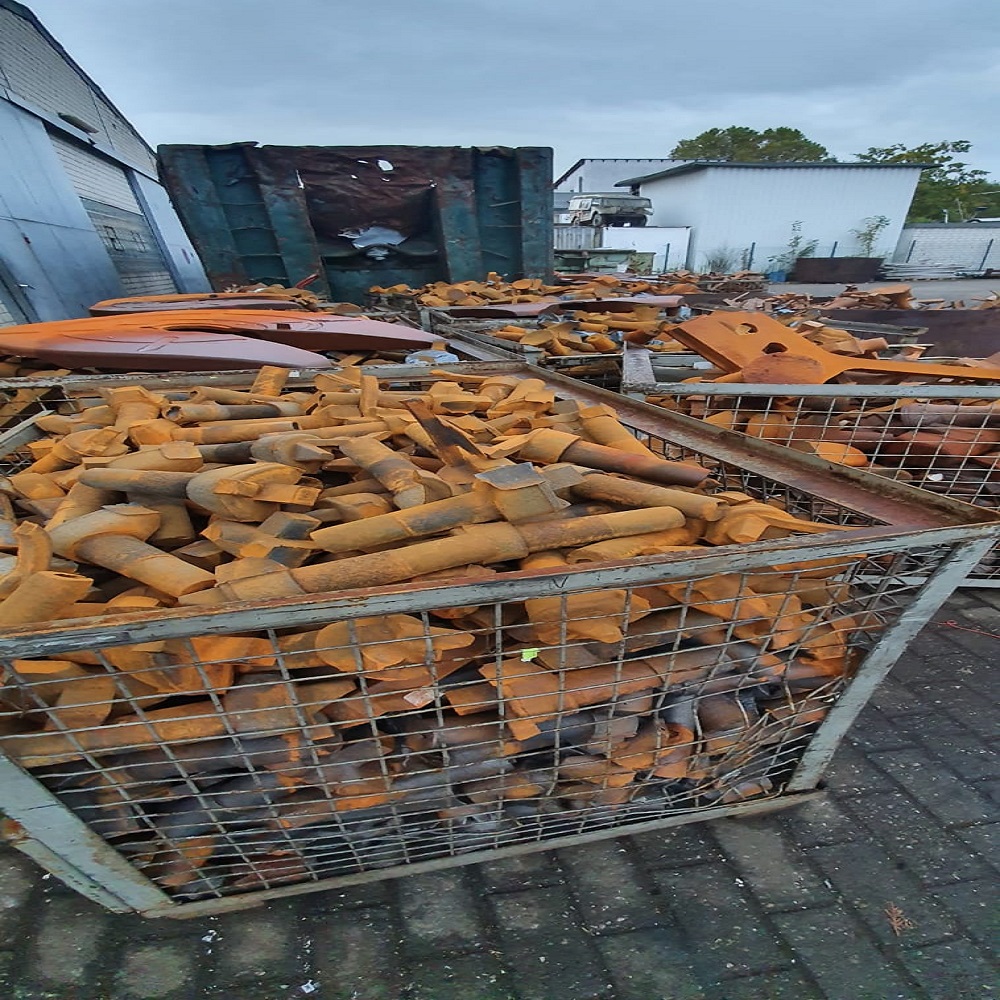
[89,284,386,318]
[0,363,884,898]
[723,283,1000,313]
[372,270,765,311]
[660,311,1000,385]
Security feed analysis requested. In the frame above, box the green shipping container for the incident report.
[158,144,554,304]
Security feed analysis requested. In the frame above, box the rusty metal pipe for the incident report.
[48,505,215,597]
[78,469,194,497]
[0,570,93,625]
[104,442,203,472]
[164,401,302,423]
[194,506,686,604]
[46,482,118,530]
[570,472,724,520]
[508,429,708,487]
[338,436,451,509]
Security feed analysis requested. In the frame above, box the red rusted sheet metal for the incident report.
[90,296,308,316]
[552,295,684,313]
[0,310,436,359]
[0,327,331,372]
[438,301,563,319]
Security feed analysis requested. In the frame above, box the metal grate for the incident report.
[0,363,994,915]
[622,346,1000,583]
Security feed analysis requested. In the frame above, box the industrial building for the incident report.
[616,161,924,272]
[0,0,206,325]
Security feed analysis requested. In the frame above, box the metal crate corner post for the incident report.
[0,751,172,913]
[0,363,996,916]
[786,527,997,791]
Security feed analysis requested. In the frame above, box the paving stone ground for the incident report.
[1,595,997,1000]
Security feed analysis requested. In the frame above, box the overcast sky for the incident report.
[27,0,1000,180]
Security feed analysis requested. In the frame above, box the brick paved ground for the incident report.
[0,595,996,1000]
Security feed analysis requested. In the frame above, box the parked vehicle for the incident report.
[567,193,652,227]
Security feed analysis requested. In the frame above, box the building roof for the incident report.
[615,161,930,186]
[553,157,678,189]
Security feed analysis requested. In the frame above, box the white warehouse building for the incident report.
[616,162,924,272]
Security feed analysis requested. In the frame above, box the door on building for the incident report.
[48,133,178,297]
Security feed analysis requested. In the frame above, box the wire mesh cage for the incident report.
[622,345,1000,584]
[0,363,994,916]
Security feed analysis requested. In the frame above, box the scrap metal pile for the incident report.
[640,310,1000,574]
[0,364,868,895]
[448,305,688,359]
[729,283,1000,314]
[639,311,1000,384]
[656,392,1000,502]
[371,271,764,309]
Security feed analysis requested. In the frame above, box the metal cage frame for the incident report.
[622,343,1000,584]
[0,363,994,917]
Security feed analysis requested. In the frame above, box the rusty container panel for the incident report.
[158,144,554,305]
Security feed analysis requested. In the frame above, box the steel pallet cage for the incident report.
[0,363,994,917]
[623,344,1000,585]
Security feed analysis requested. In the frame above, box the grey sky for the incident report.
[27,0,1000,179]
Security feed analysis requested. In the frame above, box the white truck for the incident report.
[566,193,652,227]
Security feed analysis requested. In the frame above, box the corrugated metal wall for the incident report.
[50,133,177,296]
[0,5,156,173]
[554,225,601,250]
[894,225,1000,271]
[0,286,23,326]
[50,133,140,210]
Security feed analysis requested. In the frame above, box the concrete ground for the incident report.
[0,593,996,1000]
[769,277,1000,303]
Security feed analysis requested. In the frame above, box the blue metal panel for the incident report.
[247,147,327,296]
[204,146,288,289]
[516,147,554,280]
[0,99,122,318]
[154,145,250,289]
[128,172,209,293]
[475,148,522,278]
[434,177,483,281]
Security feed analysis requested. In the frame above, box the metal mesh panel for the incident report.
[640,383,1000,583]
[0,540,961,903]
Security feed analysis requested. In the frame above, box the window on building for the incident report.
[102,225,124,251]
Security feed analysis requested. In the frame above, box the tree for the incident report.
[855,141,1000,222]
[670,127,833,163]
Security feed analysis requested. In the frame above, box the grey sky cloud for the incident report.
[27,0,1000,178]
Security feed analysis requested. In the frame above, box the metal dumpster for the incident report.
[158,144,554,305]
[0,364,994,916]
